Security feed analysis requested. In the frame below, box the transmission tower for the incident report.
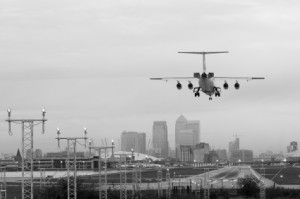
[157,169,162,198]
[5,109,47,199]
[165,168,171,199]
[56,128,88,199]
[119,154,127,199]
[135,166,141,199]
[131,168,136,198]
[89,144,115,199]
[130,150,141,199]
[0,167,6,199]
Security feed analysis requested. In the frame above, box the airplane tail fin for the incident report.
[178,51,228,73]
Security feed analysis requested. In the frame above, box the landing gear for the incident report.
[193,87,201,98]
[214,87,221,97]
[209,97,212,100]
[215,92,221,97]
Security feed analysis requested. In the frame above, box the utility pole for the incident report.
[6,109,47,199]
[89,143,115,199]
[56,128,88,199]
[0,167,6,199]
[39,168,46,190]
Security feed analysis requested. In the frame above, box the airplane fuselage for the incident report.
[198,77,217,96]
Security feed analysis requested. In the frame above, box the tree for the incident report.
[237,175,260,197]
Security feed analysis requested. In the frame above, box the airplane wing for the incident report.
[150,77,195,81]
[214,77,265,81]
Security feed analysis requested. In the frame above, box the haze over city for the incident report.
[1,0,300,157]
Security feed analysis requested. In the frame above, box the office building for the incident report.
[179,145,193,162]
[216,149,228,162]
[152,121,169,158]
[228,138,239,161]
[209,150,219,163]
[193,143,210,162]
[177,129,194,146]
[231,149,253,162]
[121,131,146,154]
[287,141,298,153]
[35,149,43,159]
[136,133,146,154]
[187,120,201,145]
[175,115,200,158]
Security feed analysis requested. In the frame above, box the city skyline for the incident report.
[1,113,295,158]
[0,0,300,157]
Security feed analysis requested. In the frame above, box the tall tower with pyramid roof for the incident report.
[175,115,200,159]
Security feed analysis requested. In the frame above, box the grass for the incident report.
[252,165,300,185]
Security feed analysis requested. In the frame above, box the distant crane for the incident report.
[233,133,243,139]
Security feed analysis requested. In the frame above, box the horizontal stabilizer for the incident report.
[178,51,229,54]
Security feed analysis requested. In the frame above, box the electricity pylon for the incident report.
[6,109,47,199]
[119,154,127,199]
[89,143,115,199]
[166,168,171,199]
[56,128,88,199]
[157,169,162,198]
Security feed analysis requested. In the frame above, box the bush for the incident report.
[237,175,260,197]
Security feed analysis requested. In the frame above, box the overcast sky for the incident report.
[0,0,300,156]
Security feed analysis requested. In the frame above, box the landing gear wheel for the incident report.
[215,92,221,97]
[194,92,200,97]
[209,97,212,100]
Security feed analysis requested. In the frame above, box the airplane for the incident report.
[150,51,265,100]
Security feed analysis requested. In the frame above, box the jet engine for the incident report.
[201,72,207,78]
[223,82,229,90]
[176,82,182,90]
[188,82,193,90]
[234,81,240,90]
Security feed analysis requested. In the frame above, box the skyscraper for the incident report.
[121,131,146,154]
[175,115,188,149]
[175,115,200,159]
[228,138,240,161]
[187,120,200,145]
[136,133,146,154]
[152,121,169,158]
